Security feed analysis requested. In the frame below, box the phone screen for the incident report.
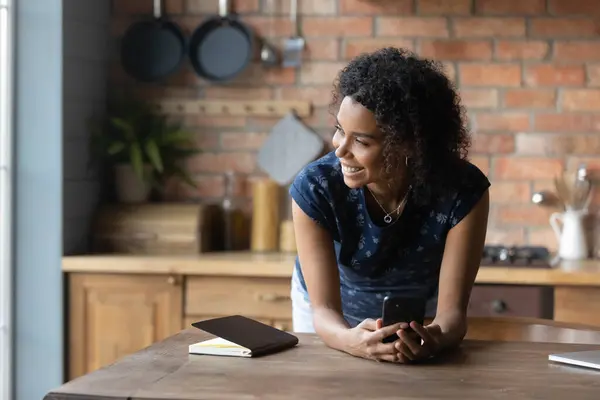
[381,295,426,343]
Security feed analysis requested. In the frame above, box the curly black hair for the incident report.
[330,47,471,205]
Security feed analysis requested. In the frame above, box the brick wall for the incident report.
[109,0,600,251]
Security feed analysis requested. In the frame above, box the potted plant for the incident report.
[89,94,199,203]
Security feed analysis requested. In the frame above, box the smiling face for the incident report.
[332,96,387,189]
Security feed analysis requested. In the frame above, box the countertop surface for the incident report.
[45,328,600,400]
[62,251,600,286]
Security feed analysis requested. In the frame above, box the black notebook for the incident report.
[189,315,299,358]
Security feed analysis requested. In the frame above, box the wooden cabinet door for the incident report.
[68,273,183,380]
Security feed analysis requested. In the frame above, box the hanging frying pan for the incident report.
[120,0,185,82]
[188,0,254,83]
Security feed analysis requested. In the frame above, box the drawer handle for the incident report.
[491,299,507,313]
[257,293,289,302]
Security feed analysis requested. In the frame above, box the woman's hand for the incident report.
[392,321,444,363]
[342,318,405,362]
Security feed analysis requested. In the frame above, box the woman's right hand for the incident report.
[342,318,402,362]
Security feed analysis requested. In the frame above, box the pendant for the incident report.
[384,214,392,223]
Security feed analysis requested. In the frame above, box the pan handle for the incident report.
[219,0,229,18]
[153,0,162,20]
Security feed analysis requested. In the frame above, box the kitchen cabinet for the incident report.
[68,274,183,380]
[63,252,600,380]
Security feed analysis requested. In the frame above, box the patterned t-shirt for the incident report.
[289,151,491,327]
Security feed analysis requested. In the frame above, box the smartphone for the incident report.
[381,295,427,343]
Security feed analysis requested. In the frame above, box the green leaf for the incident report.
[110,117,135,141]
[129,143,144,181]
[162,130,195,144]
[145,139,163,173]
[107,141,126,155]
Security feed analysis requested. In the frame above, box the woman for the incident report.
[289,47,490,364]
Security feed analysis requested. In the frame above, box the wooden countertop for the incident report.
[62,251,600,286]
[44,329,600,400]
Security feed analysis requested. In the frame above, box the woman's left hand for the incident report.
[375,319,444,363]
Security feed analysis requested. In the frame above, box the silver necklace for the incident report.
[366,185,411,224]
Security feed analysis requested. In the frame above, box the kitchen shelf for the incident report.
[154,99,312,118]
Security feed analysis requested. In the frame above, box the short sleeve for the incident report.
[448,161,491,228]
[289,165,337,233]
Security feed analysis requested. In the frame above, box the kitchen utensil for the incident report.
[257,111,324,186]
[531,191,561,208]
[550,209,589,260]
[250,179,280,252]
[282,0,304,68]
[120,0,185,82]
[260,38,279,67]
[188,0,254,82]
[260,0,279,68]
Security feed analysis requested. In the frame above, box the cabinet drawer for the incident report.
[185,276,292,320]
[468,285,551,318]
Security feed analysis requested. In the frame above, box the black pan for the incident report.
[120,0,185,82]
[188,0,254,82]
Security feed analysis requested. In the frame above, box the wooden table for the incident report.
[45,329,600,400]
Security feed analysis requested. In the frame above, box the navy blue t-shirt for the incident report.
[289,151,491,327]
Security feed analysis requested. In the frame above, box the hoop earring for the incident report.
[405,156,409,167]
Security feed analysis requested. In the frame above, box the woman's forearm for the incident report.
[432,310,468,350]
[312,307,353,352]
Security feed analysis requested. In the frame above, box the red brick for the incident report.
[419,40,493,61]
[530,18,600,37]
[300,62,346,85]
[303,17,373,37]
[472,133,515,153]
[549,0,600,15]
[534,113,600,132]
[242,16,294,37]
[419,0,471,15]
[562,89,600,111]
[262,0,336,15]
[460,89,498,109]
[588,64,600,87]
[475,113,530,132]
[344,38,414,59]
[441,62,457,82]
[339,0,413,14]
[203,87,273,100]
[495,40,550,60]
[277,86,334,107]
[528,228,558,252]
[503,89,557,109]
[493,157,564,179]
[189,116,247,128]
[490,182,532,203]
[186,0,258,14]
[192,131,220,150]
[162,174,226,201]
[485,228,527,246]
[555,42,600,61]
[475,0,546,14]
[459,64,522,87]
[524,64,585,86]
[469,155,490,175]
[187,152,257,174]
[516,133,600,155]
[303,38,340,61]
[378,17,449,37]
[454,18,526,37]
[220,132,268,150]
[235,64,296,85]
[495,205,554,227]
